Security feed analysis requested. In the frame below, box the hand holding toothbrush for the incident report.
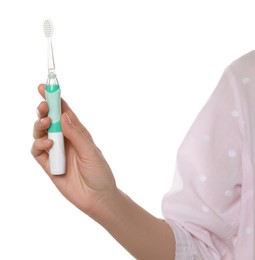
[31,83,175,260]
[32,83,117,214]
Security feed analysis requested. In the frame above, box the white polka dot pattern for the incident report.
[231,110,240,118]
[228,149,236,158]
[224,190,233,197]
[201,205,210,213]
[203,134,211,142]
[242,77,250,84]
[199,175,207,182]
[162,51,254,259]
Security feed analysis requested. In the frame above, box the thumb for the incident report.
[61,111,96,158]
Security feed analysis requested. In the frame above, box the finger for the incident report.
[61,112,97,158]
[33,117,52,139]
[31,139,53,173]
[60,98,70,114]
[38,83,93,142]
[36,101,48,119]
[61,99,94,142]
[38,83,46,99]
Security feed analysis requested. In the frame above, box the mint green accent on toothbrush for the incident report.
[48,121,62,132]
[45,84,62,133]
[46,84,60,93]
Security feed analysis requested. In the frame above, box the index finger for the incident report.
[38,83,46,99]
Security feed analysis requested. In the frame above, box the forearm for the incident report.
[89,189,175,260]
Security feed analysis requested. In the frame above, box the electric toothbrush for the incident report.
[43,19,66,175]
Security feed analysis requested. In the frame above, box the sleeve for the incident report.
[166,220,200,260]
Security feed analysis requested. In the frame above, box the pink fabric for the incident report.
[162,51,254,259]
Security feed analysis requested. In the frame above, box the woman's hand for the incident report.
[31,84,175,260]
[31,84,117,215]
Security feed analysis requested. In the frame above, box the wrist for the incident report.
[87,187,122,224]
[87,188,175,260]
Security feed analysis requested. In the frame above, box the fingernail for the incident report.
[36,108,41,118]
[64,113,72,125]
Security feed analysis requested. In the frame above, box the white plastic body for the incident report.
[48,132,66,175]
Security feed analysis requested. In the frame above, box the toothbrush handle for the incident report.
[45,84,66,175]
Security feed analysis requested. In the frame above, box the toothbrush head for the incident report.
[44,19,55,73]
[43,19,54,38]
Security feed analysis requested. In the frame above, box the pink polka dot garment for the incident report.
[162,51,254,259]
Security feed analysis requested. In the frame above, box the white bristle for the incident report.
[43,19,54,37]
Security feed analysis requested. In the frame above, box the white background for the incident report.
[0,0,254,259]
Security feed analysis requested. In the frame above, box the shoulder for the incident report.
[229,50,255,73]
[219,50,255,89]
